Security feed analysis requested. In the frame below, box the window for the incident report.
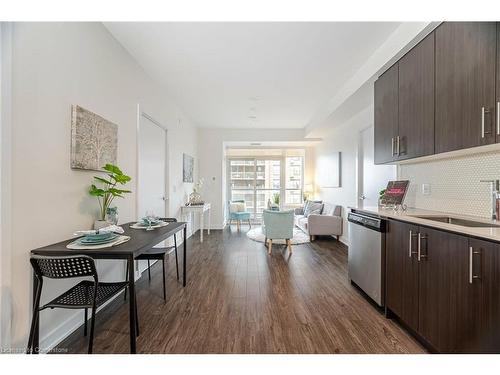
[229,159,256,216]
[255,159,281,220]
[285,156,303,205]
[227,153,304,222]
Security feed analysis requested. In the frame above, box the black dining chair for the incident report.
[27,255,136,354]
[125,217,179,301]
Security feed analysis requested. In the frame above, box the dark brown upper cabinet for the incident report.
[397,32,435,160]
[435,22,497,153]
[374,63,398,164]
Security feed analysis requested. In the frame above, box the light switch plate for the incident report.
[422,183,431,195]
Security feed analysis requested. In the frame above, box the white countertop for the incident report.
[349,205,500,243]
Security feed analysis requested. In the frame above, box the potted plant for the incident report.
[89,164,131,229]
[272,192,280,206]
[378,189,387,207]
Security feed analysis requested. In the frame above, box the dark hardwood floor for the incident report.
[55,227,425,354]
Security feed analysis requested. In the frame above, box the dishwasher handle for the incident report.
[348,212,385,232]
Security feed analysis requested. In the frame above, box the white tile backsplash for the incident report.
[399,150,500,218]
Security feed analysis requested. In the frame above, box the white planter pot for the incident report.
[94,220,110,230]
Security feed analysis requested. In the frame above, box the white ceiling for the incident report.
[105,22,400,129]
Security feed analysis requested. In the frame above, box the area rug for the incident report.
[246,227,310,244]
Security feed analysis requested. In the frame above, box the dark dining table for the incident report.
[29,221,188,354]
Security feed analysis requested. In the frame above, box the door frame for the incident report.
[357,125,373,207]
[0,21,13,350]
[357,124,397,207]
[136,105,169,220]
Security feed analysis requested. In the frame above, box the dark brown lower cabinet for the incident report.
[386,220,500,353]
[469,238,500,352]
[385,220,419,332]
[418,227,476,353]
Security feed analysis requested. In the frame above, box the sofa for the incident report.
[294,201,342,241]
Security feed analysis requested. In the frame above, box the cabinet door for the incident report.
[470,238,500,353]
[418,227,475,352]
[398,32,435,160]
[435,22,497,153]
[385,220,419,331]
[374,63,398,164]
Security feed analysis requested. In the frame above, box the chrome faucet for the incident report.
[480,179,500,220]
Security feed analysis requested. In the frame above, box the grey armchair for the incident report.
[294,202,342,241]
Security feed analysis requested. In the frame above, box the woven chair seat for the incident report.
[135,246,175,259]
[41,280,128,309]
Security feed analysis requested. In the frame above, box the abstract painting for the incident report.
[71,105,118,171]
[183,153,194,183]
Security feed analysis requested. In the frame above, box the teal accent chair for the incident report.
[228,200,252,230]
[262,209,294,254]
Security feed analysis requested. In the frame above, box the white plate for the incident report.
[66,235,131,250]
[129,221,169,230]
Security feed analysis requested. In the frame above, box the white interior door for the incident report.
[358,126,396,207]
[138,114,167,219]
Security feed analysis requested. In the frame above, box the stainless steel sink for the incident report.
[412,215,500,228]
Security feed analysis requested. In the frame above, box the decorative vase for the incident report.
[94,220,110,230]
[189,191,203,205]
[106,207,118,225]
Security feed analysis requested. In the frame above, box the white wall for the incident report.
[197,128,315,228]
[2,22,198,351]
[314,106,376,245]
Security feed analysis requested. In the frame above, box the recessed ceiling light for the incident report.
[250,142,262,146]
[248,115,257,120]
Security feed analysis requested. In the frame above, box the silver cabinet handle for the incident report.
[417,233,427,261]
[409,230,413,257]
[469,246,474,284]
[482,107,485,138]
[482,106,491,138]
[396,136,400,156]
[469,246,481,284]
[417,233,421,261]
[409,230,417,258]
[497,101,500,135]
[391,137,395,156]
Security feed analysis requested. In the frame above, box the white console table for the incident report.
[181,203,211,242]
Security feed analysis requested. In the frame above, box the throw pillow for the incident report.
[303,200,310,214]
[304,201,324,217]
[303,200,322,215]
[230,202,245,213]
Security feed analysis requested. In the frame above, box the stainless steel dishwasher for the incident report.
[347,211,386,307]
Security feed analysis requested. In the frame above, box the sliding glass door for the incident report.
[228,155,303,222]
[255,159,281,220]
[228,159,256,217]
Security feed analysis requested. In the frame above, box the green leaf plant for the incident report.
[89,164,132,221]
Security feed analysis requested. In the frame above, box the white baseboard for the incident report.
[40,292,119,353]
[339,236,349,248]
